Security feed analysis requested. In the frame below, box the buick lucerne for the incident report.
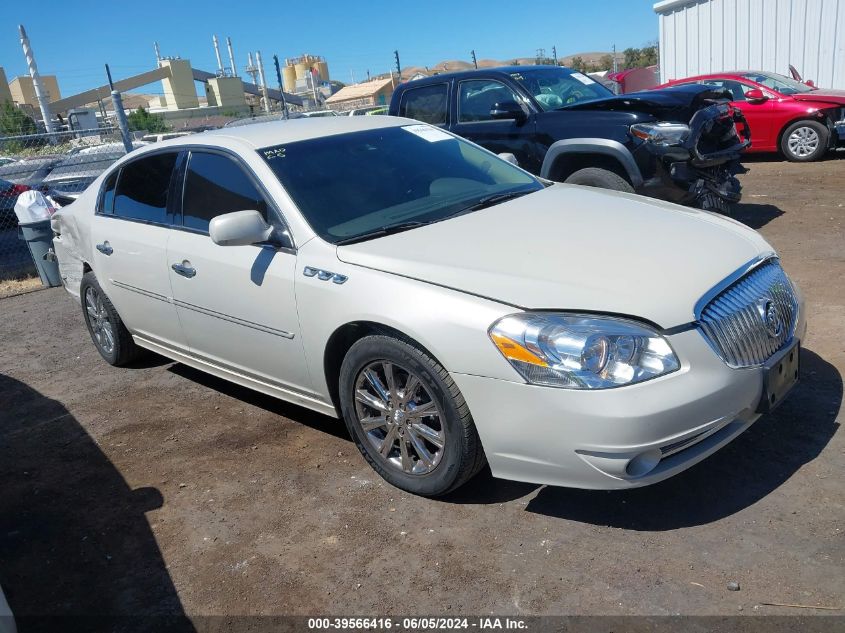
[51,117,805,496]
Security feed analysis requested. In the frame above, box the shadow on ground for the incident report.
[167,363,349,441]
[524,348,840,530]
[731,202,785,229]
[0,373,194,632]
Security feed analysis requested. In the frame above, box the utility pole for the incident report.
[552,46,557,65]
[471,50,478,69]
[273,54,289,119]
[536,48,546,63]
[18,25,54,135]
[393,50,401,79]
[612,44,618,73]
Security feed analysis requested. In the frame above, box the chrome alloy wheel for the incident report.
[85,286,115,355]
[787,126,820,158]
[353,361,446,475]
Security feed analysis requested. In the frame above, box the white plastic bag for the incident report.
[13,189,57,224]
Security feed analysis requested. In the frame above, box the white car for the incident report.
[50,117,805,496]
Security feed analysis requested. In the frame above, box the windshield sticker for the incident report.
[570,72,595,85]
[262,147,286,160]
[402,124,452,142]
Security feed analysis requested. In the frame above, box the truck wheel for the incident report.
[564,167,634,193]
[780,120,828,162]
[339,334,485,497]
[80,272,143,366]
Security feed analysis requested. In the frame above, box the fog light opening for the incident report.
[625,449,662,478]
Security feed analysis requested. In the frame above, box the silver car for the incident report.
[50,117,805,496]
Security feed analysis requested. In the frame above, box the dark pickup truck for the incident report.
[388,66,751,211]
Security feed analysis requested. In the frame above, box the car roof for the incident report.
[146,115,411,151]
[402,65,570,83]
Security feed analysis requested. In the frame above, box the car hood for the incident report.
[790,90,845,105]
[336,185,773,328]
[562,84,733,122]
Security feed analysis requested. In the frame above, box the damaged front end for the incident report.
[571,85,752,211]
[633,103,751,212]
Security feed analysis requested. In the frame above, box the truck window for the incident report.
[399,83,448,125]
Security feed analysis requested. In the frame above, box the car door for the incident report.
[702,79,776,150]
[89,150,187,350]
[450,78,539,173]
[165,148,312,394]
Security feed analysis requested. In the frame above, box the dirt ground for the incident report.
[0,155,843,626]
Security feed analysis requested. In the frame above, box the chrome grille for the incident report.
[698,259,798,368]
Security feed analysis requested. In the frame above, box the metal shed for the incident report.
[654,0,845,89]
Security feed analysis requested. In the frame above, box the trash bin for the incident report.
[19,219,61,288]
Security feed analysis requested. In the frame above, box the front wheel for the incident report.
[563,167,635,193]
[339,335,485,496]
[780,120,829,162]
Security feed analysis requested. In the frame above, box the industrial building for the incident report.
[280,54,330,96]
[325,77,394,111]
[7,73,62,106]
[655,0,845,89]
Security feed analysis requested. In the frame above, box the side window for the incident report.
[113,152,178,224]
[181,151,269,233]
[458,79,523,122]
[99,170,118,214]
[399,84,448,125]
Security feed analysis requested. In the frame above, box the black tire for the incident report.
[79,271,143,366]
[564,167,635,193]
[339,334,485,496]
[780,120,829,162]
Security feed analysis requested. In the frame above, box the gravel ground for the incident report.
[0,156,842,627]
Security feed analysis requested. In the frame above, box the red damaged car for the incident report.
[659,71,845,162]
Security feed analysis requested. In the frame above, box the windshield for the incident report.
[260,125,542,243]
[741,72,815,94]
[509,67,613,110]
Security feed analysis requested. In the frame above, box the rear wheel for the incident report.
[339,335,485,496]
[564,167,635,193]
[79,272,143,366]
[780,120,828,162]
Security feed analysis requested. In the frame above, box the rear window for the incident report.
[113,152,178,224]
[399,83,449,125]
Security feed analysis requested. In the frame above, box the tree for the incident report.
[126,106,168,133]
[622,41,659,69]
[0,101,37,136]
[569,56,586,72]
[599,54,614,71]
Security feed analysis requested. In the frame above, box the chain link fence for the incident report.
[0,125,126,280]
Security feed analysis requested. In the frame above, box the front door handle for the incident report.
[171,262,196,278]
[96,241,113,256]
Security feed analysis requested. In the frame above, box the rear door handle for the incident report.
[171,262,196,278]
[96,241,113,256]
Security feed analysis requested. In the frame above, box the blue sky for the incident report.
[1,0,658,98]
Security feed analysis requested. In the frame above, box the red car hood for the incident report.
[791,90,845,105]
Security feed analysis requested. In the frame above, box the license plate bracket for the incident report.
[757,340,800,413]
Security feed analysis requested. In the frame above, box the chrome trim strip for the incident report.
[173,299,295,339]
[111,280,170,303]
[111,280,294,339]
[693,252,776,320]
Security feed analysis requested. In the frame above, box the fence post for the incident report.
[111,91,134,153]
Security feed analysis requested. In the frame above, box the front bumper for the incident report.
[453,327,801,489]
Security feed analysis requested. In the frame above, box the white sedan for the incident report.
[51,117,805,496]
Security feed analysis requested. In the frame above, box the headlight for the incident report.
[630,122,690,146]
[489,313,680,389]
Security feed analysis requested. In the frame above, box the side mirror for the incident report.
[209,210,274,246]
[745,88,768,103]
[490,101,527,123]
[805,79,815,88]
[497,152,519,166]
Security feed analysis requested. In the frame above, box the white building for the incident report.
[654,0,845,89]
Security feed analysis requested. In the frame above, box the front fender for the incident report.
[540,138,644,188]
